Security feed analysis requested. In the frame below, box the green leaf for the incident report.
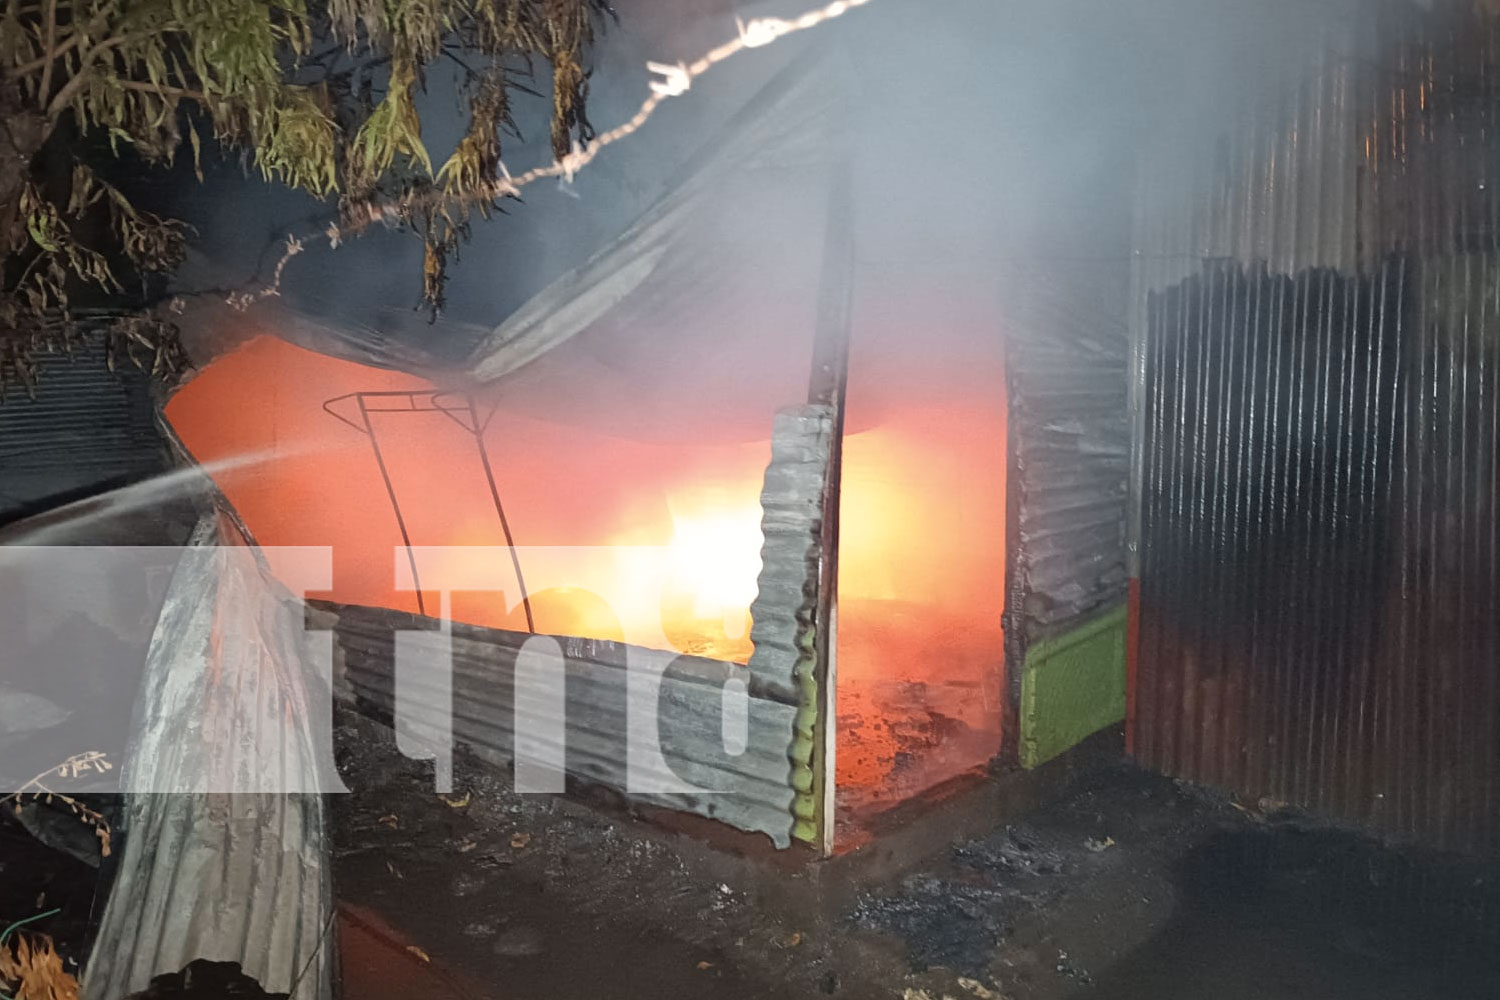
[189,124,204,182]
[27,215,60,252]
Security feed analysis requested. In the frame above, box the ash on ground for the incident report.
[330,713,1500,1000]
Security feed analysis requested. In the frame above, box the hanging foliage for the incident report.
[0,0,615,398]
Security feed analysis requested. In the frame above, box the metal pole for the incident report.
[359,395,427,617]
[468,397,535,633]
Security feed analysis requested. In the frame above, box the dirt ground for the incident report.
[328,711,1500,1000]
[2,709,1496,999]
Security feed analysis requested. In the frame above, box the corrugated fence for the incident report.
[0,336,164,521]
[1132,0,1500,855]
[325,602,805,848]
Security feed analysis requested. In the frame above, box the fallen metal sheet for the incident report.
[85,515,335,999]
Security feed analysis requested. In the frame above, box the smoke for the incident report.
[150,0,1375,619]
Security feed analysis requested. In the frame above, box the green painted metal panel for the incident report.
[1020,603,1127,768]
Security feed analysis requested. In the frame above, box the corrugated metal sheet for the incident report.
[0,336,164,520]
[1019,604,1129,768]
[327,601,805,848]
[1005,266,1131,637]
[747,403,836,846]
[87,515,334,1000]
[1001,265,1130,764]
[322,404,826,849]
[1131,0,1500,855]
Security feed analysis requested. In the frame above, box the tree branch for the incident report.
[28,1,130,117]
[9,34,77,81]
[38,0,58,99]
[45,33,133,117]
[116,79,207,103]
[5,0,117,83]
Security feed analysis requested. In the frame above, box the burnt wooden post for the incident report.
[805,157,856,853]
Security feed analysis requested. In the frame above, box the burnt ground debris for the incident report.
[3,709,1496,999]
[330,710,862,1000]
[850,763,1236,995]
[1077,823,1500,1000]
[852,765,1500,999]
[328,712,1500,1000]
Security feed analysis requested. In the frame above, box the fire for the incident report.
[831,282,1009,847]
[666,495,763,627]
[532,495,764,662]
[650,490,763,662]
[164,335,774,663]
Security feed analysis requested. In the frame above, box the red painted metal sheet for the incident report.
[1126,576,1141,757]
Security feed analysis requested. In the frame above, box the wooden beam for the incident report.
[806,155,855,856]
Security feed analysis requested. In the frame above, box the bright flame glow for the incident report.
[666,497,764,624]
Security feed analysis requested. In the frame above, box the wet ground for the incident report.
[329,712,1500,1000]
[2,712,1496,999]
[330,711,861,1000]
[1075,823,1500,1000]
[863,771,1500,1000]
